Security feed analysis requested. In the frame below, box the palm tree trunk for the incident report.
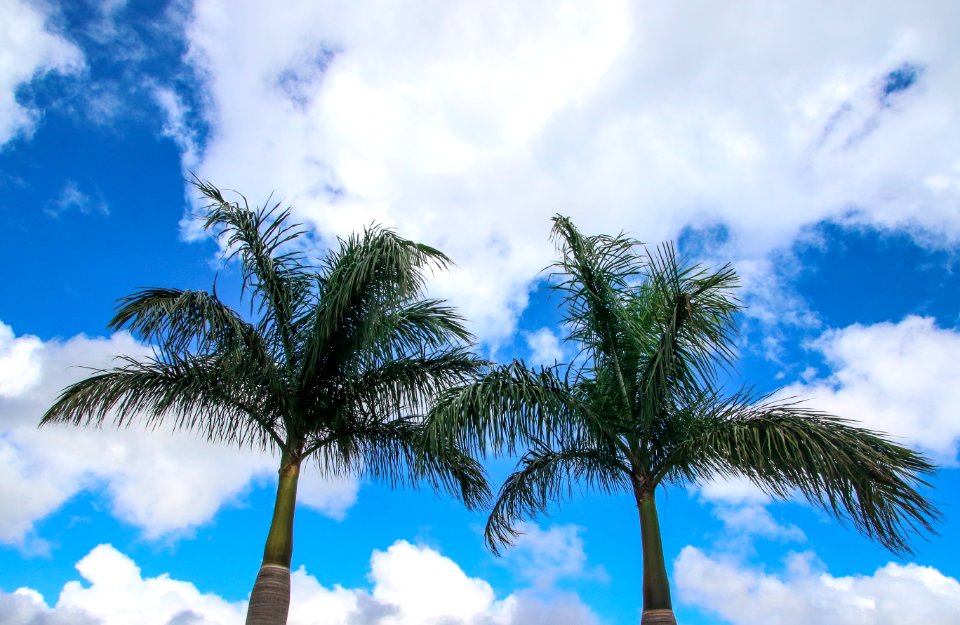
[633,483,677,625]
[246,452,301,625]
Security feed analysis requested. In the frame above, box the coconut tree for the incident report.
[428,216,940,625]
[41,180,489,625]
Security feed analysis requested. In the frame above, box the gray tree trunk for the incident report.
[246,565,291,625]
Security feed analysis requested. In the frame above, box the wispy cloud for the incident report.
[44,180,109,218]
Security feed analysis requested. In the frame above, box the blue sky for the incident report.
[1,2,959,624]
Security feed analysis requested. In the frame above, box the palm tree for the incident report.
[428,216,940,625]
[41,180,489,625]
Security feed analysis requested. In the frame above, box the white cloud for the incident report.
[695,478,805,546]
[675,546,960,625]
[152,86,201,172]
[0,321,43,397]
[368,540,505,624]
[523,328,565,367]
[0,589,99,625]
[782,316,960,464]
[0,0,84,145]
[44,180,109,218]
[0,321,357,544]
[697,476,771,506]
[3,541,598,625]
[173,1,960,343]
[712,505,805,544]
[502,523,605,588]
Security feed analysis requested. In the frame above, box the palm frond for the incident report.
[41,353,285,451]
[369,299,474,356]
[311,417,490,510]
[485,443,631,555]
[634,243,740,426]
[110,287,270,360]
[662,396,940,555]
[193,177,313,360]
[426,361,582,457]
[299,348,483,435]
[299,226,452,387]
[549,216,641,412]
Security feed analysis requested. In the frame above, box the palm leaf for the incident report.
[41,353,285,450]
[662,395,940,555]
[485,443,631,554]
[193,178,313,361]
[299,226,452,388]
[311,416,490,510]
[427,361,582,457]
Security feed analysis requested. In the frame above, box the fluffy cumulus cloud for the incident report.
[500,523,605,589]
[782,316,960,464]
[0,321,357,545]
[711,505,805,544]
[694,477,805,547]
[0,0,84,144]
[675,546,960,625]
[523,328,565,367]
[1,540,598,625]
[169,1,960,343]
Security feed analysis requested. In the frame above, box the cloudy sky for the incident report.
[2,1,960,624]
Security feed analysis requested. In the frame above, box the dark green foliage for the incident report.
[429,215,939,559]
[43,178,490,508]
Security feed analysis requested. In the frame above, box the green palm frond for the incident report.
[427,361,581,457]
[662,396,940,554]
[485,443,631,554]
[344,348,483,413]
[41,353,284,450]
[370,299,474,356]
[296,348,484,436]
[193,178,313,360]
[312,416,490,510]
[110,287,270,360]
[634,243,739,424]
[300,226,452,386]
[549,216,640,410]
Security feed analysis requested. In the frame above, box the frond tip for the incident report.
[667,400,942,555]
[484,443,630,555]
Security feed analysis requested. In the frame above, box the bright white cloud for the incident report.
[0,321,43,397]
[368,540,505,624]
[697,476,771,506]
[676,546,960,625]
[172,1,960,343]
[696,477,805,546]
[523,328,565,367]
[0,321,357,544]
[0,0,83,145]
[502,523,604,588]
[0,589,99,625]
[4,541,598,625]
[713,505,805,544]
[782,316,960,464]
